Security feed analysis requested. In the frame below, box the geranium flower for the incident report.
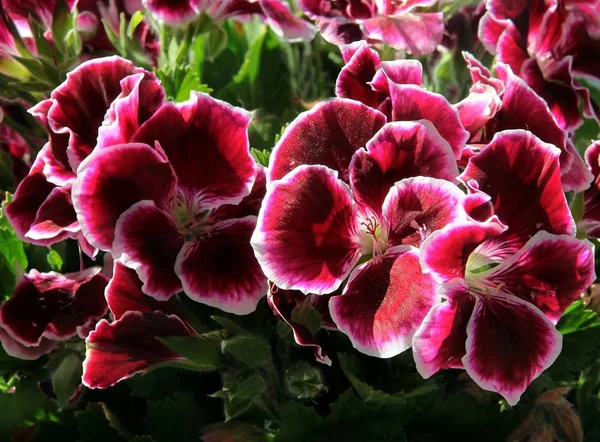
[413,130,595,405]
[4,56,163,256]
[0,267,108,360]
[73,92,267,314]
[456,52,592,192]
[478,0,600,130]
[299,0,444,54]
[253,107,485,357]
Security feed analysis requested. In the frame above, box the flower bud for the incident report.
[284,363,326,400]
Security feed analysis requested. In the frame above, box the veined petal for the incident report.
[132,92,255,208]
[73,143,177,251]
[349,120,458,215]
[252,165,362,295]
[330,247,439,358]
[113,201,184,300]
[486,232,595,323]
[106,261,173,320]
[413,279,475,377]
[268,99,386,183]
[175,216,267,315]
[389,83,469,160]
[463,293,562,406]
[336,41,381,108]
[460,130,574,255]
[382,177,470,248]
[83,311,194,389]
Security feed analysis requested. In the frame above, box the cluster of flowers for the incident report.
[1,0,599,408]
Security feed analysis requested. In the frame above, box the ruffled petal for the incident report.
[175,217,267,315]
[335,41,381,108]
[132,92,255,208]
[25,186,79,241]
[486,232,596,323]
[106,261,173,320]
[560,139,593,193]
[329,247,439,358]
[83,311,194,389]
[477,12,509,54]
[144,0,199,26]
[268,99,386,183]
[212,165,266,221]
[0,268,108,346]
[349,120,459,215]
[0,326,57,360]
[73,143,177,251]
[463,293,562,406]
[382,177,470,248]
[460,130,574,256]
[252,165,362,295]
[260,0,316,42]
[113,201,184,300]
[389,83,469,160]
[412,279,475,377]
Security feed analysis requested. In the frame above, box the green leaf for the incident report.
[558,300,600,334]
[50,353,82,409]
[51,0,74,54]
[145,392,205,442]
[127,10,146,38]
[212,373,267,420]
[221,335,271,368]
[157,335,221,370]
[205,25,228,62]
[0,193,28,299]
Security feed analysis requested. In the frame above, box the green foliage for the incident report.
[157,334,222,371]
[0,193,28,300]
[221,335,272,368]
[144,392,205,442]
[211,372,267,421]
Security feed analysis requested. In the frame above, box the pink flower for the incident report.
[252,99,480,357]
[4,56,163,257]
[455,52,593,192]
[478,0,600,131]
[73,93,268,314]
[299,0,443,54]
[414,130,595,405]
[0,267,108,360]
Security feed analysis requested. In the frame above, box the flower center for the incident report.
[358,215,388,258]
[172,188,215,242]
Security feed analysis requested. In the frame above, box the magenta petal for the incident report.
[83,311,194,389]
[413,279,474,377]
[560,139,593,193]
[26,186,79,241]
[144,0,199,26]
[455,83,502,136]
[260,0,316,41]
[463,294,562,406]
[73,143,177,251]
[477,12,509,54]
[486,0,528,20]
[461,130,575,254]
[96,72,165,149]
[375,60,423,87]
[0,268,108,346]
[113,201,184,300]
[0,326,57,360]
[349,120,459,215]
[106,261,173,320]
[389,83,469,160]
[487,232,596,323]
[175,217,267,315]
[362,12,444,55]
[268,99,386,183]
[330,247,439,358]
[132,93,255,208]
[252,165,362,295]
[336,41,381,108]
[382,177,470,248]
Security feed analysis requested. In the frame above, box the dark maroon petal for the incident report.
[362,12,444,55]
[260,0,316,41]
[329,247,439,357]
[582,141,600,237]
[113,201,184,300]
[389,83,469,160]
[0,326,57,360]
[495,21,529,76]
[132,93,255,208]
[464,293,562,406]
[349,121,459,215]
[413,279,474,377]
[4,148,57,243]
[212,165,266,220]
[73,143,177,251]
[83,311,194,389]
[314,17,364,46]
[382,177,470,248]
[335,41,381,108]
[107,261,174,320]
[26,186,79,242]
[144,0,199,26]
[460,130,575,256]
[97,72,165,149]
[47,56,153,171]
[252,165,362,295]
[175,217,267,315]
[268,98,386,183]
[0,268,108,346]
[560,139,593,193]
[487,232,596,323]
